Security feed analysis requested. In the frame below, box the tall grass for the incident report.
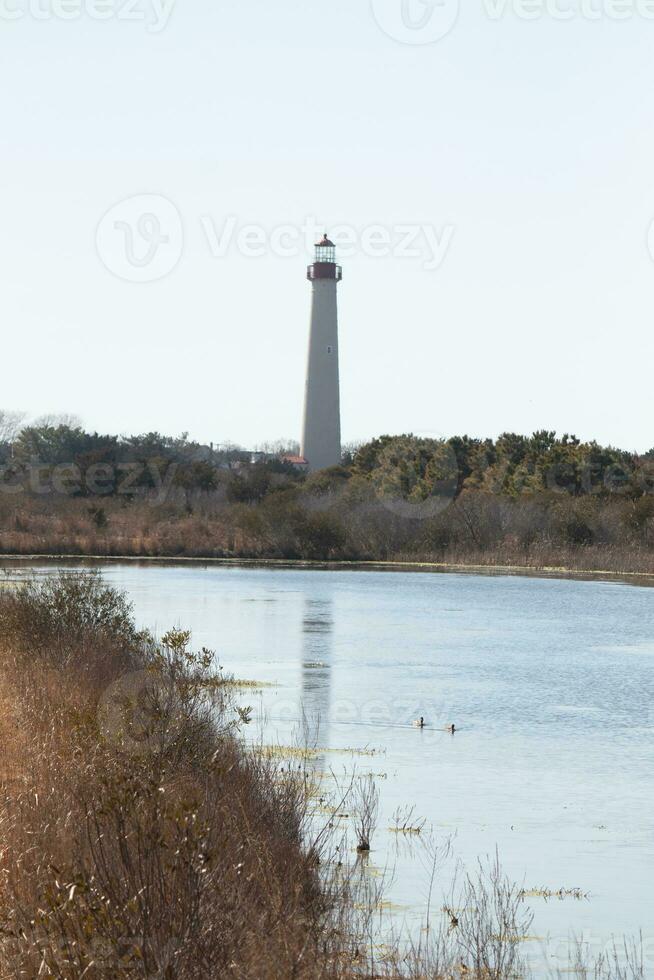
[2,490,654,575]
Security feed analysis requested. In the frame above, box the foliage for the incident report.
[1,416,654,568]
[0,571,143,672]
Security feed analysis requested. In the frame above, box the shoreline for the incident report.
[1,553,654,587]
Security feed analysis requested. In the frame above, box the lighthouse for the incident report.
[301,234,342,472]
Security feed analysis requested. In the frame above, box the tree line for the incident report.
[1,419,651,499]
[1,416,654,567]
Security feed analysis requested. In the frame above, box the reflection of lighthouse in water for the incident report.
[300,595,334,743]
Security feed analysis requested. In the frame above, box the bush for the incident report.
[295,512,347,560]
[0,571,143,674]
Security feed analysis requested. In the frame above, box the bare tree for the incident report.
[32,412,82,429]
[0,409,26,443]
[253,439,301,456]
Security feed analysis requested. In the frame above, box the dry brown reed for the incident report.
[2,490,654,577]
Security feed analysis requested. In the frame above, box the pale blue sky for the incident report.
[2,0,654,450]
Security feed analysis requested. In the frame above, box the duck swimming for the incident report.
[413,717,425,728]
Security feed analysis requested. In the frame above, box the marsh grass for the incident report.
[520,887,590,902]
[221,677,277,689]
[566,935,645,980]
[390,805,427,836]
[257,744,383,761]
[4,489,654,578]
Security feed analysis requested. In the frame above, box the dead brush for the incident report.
[353,774,379,853]
[454,852,535,980]
[568,933,646,980]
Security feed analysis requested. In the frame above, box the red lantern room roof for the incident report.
[316,233,335,248]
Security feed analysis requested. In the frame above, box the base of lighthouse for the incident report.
[301,243,342,472]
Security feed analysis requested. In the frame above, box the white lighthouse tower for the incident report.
[301,234,342,472]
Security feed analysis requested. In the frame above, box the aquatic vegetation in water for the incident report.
[256,744,384,761]
[219,677,277,690]
[353,899,407,913]
[314,802,350,818]
[389,805,426,836]
[519,886,590,901]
